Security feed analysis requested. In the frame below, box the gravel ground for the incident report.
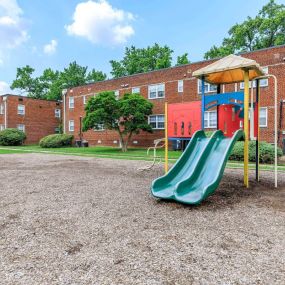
[0,154,284,285]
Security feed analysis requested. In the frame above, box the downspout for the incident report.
[3,96,7,128]
[62,89,67,134]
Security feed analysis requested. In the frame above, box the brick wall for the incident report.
[63,45,285,147]
[0,95,62,144]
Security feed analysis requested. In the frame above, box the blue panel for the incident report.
[204,91,244,111]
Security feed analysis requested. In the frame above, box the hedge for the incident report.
[229,141,283,164]
[0,128,26,146]
[39,134,73,148]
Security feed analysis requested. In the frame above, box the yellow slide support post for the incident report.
[164,102,168,173]
[244,70,249,188]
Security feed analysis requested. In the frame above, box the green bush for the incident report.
[39,134,73,148]
[0,128,26,146]
[229,141,283,164]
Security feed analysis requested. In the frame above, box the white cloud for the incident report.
[0,0,28,63]
[66,0,135,45]
[43,39,58,55]
[0,81,12,94]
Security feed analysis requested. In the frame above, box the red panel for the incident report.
[168,101,201,138]
[219,104,258,138]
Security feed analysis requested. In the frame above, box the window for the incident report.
[69,97,74,108]
[0,104,4,115]
[178,80,183,93]
[114,90,119,100]
[198,80,217,94]
[259,107,268,127]
[69,120,74,132]
[55,127,61,134]
[204,111,217,128]
[240,67,268,89]
[55,109,61,118]
[83,95,87,105]
[149,115,165,129]
[17,104,25,115]
[0,124,4,131]
[17,124,25,132]
[132,87,140,94]
[93,124,104,131]
[148,84,165,99]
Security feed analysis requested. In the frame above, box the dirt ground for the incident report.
[0,154,284,285]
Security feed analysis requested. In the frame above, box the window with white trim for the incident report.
[148,84,165,99]
[114,90,119,100]
[259,107,268,127]
[17,124,25,132]
[198,80,217,94]
[178,80,183,93]
[69,120,74,132]
[55,109,61,118]
[83,95,87,105]
[94,124,105,131]
[240,67,268,89]
[17,104,25,115]
[0,104,4,115]
[0,124,5,131]
[149,115,165,129]
[132,87,140,94]
[204,111,217,128]
[69,97,74,108]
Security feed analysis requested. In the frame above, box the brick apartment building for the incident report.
[0,95,62,144]
[62,45,285,148]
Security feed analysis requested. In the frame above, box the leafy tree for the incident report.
[11,62,107,101]
[204,0,285,59]
[110,44,173,78]
[176,53,190,66]
[83,91,153,152]
[86,69,107,83]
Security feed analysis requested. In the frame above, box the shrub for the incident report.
[39,134,73,148]
[229,141,283,164]
[0,128,26,146]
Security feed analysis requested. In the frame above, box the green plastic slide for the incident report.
[151,129,244,205]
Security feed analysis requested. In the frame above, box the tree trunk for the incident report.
[117,131,132,152]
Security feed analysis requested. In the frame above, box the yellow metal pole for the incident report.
[164,102,168,173]
[244,70,249,188]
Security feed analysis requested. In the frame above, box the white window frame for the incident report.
[198,79,217,94]
[0,124,5,131]
[0,104,4,115]
[55,109,61,118]
[240,67,268,89]
[132,87,140,94]
[17,104,25,115]
[93,124,105,131]
[259,107,268,128]
[17,124,25,132]
[204,110,217,128]
[69,120,74,132]
[178,80,183,93]
[148,83,165,99]
[69,97,74,109]
[148,115,165,130]
[83,95,87,105]
[114,90,119,100]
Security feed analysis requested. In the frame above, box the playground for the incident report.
[0,153,284,284]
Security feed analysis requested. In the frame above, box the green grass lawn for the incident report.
[0,145,284,171]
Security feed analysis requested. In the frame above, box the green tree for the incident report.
[83,91,153,152]
[86,69,107,83]
[11,62,107,101]
[204,0,285,59]
[110,44,173,78]
[176,53,190,66]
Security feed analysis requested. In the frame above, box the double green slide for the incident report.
[151,129,244,205]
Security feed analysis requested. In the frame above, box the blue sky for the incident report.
[0,0,284,94]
